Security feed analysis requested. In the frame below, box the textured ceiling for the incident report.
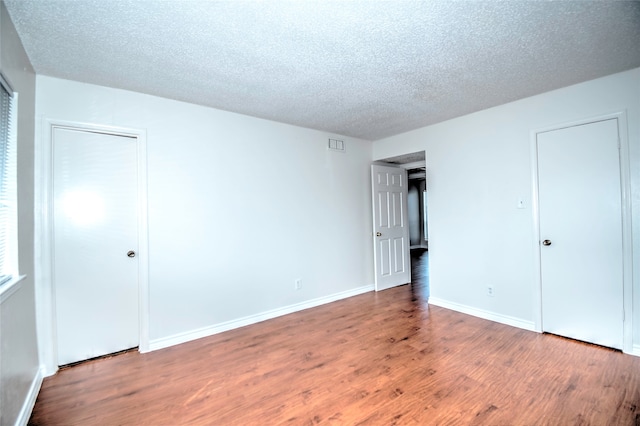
[5,1,640,141]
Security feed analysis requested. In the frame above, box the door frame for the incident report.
[530,111,633,353]
[35,119,149,375]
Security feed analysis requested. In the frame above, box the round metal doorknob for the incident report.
[127,250,136,258]
[376,232,382,237]
[542,240,552,246]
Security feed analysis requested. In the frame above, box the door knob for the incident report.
[376,232,382,237]
[127,250,136,258]
[542,240,552,246]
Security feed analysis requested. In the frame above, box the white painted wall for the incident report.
[0,2,40,425]
[35,76,374,359]
[373,68,640,348]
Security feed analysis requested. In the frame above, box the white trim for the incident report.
[529,128,543,332]
[35,118,149,375]
[0,72,15,95]
[529,111,633,353]
[135,130,150,353]
[429,297,537,332]
[148,284,375,352]
[14,367,44,426]
[0,274,25,303]
[632,344,640,358]
[617,113,633,355]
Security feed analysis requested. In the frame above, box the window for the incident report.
[0,75,17,286]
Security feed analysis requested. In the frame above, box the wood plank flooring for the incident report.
[29,254,640,425]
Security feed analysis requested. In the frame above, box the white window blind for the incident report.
[0,76,17,286]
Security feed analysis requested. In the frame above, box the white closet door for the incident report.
[53,127,139,365]
[537,119,623,349]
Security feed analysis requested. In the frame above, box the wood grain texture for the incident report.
[29,252,640,425]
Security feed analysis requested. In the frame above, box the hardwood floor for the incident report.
[29,264,640,425]
[410,248,429,298]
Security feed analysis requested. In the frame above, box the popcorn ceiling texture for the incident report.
[5,0,640,140]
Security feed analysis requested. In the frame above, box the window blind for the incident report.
[0,76,17,286]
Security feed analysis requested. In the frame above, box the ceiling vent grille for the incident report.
[328,138,346,152]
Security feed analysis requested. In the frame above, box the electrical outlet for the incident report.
[487,285,494,297]
[295,279,302,290]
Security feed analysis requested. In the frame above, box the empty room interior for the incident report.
[1,1,640,424]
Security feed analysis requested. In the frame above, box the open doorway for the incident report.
[408,171,427,249]
[376,151,429,298]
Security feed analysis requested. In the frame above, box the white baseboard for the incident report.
[148,284,375,352]
[631,344,640,357]
[428,297,536,332]
[15,366,44,426]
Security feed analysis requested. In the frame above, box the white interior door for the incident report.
[53,127,139,365]
[371,164,410,291]
[537,119,623,349]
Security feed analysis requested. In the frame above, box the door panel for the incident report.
[537,119,623,349]
[53,128,139,365]
[372,165,410,291]
[393,238,405,272]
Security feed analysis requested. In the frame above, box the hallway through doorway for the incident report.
[410,248,429,300]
